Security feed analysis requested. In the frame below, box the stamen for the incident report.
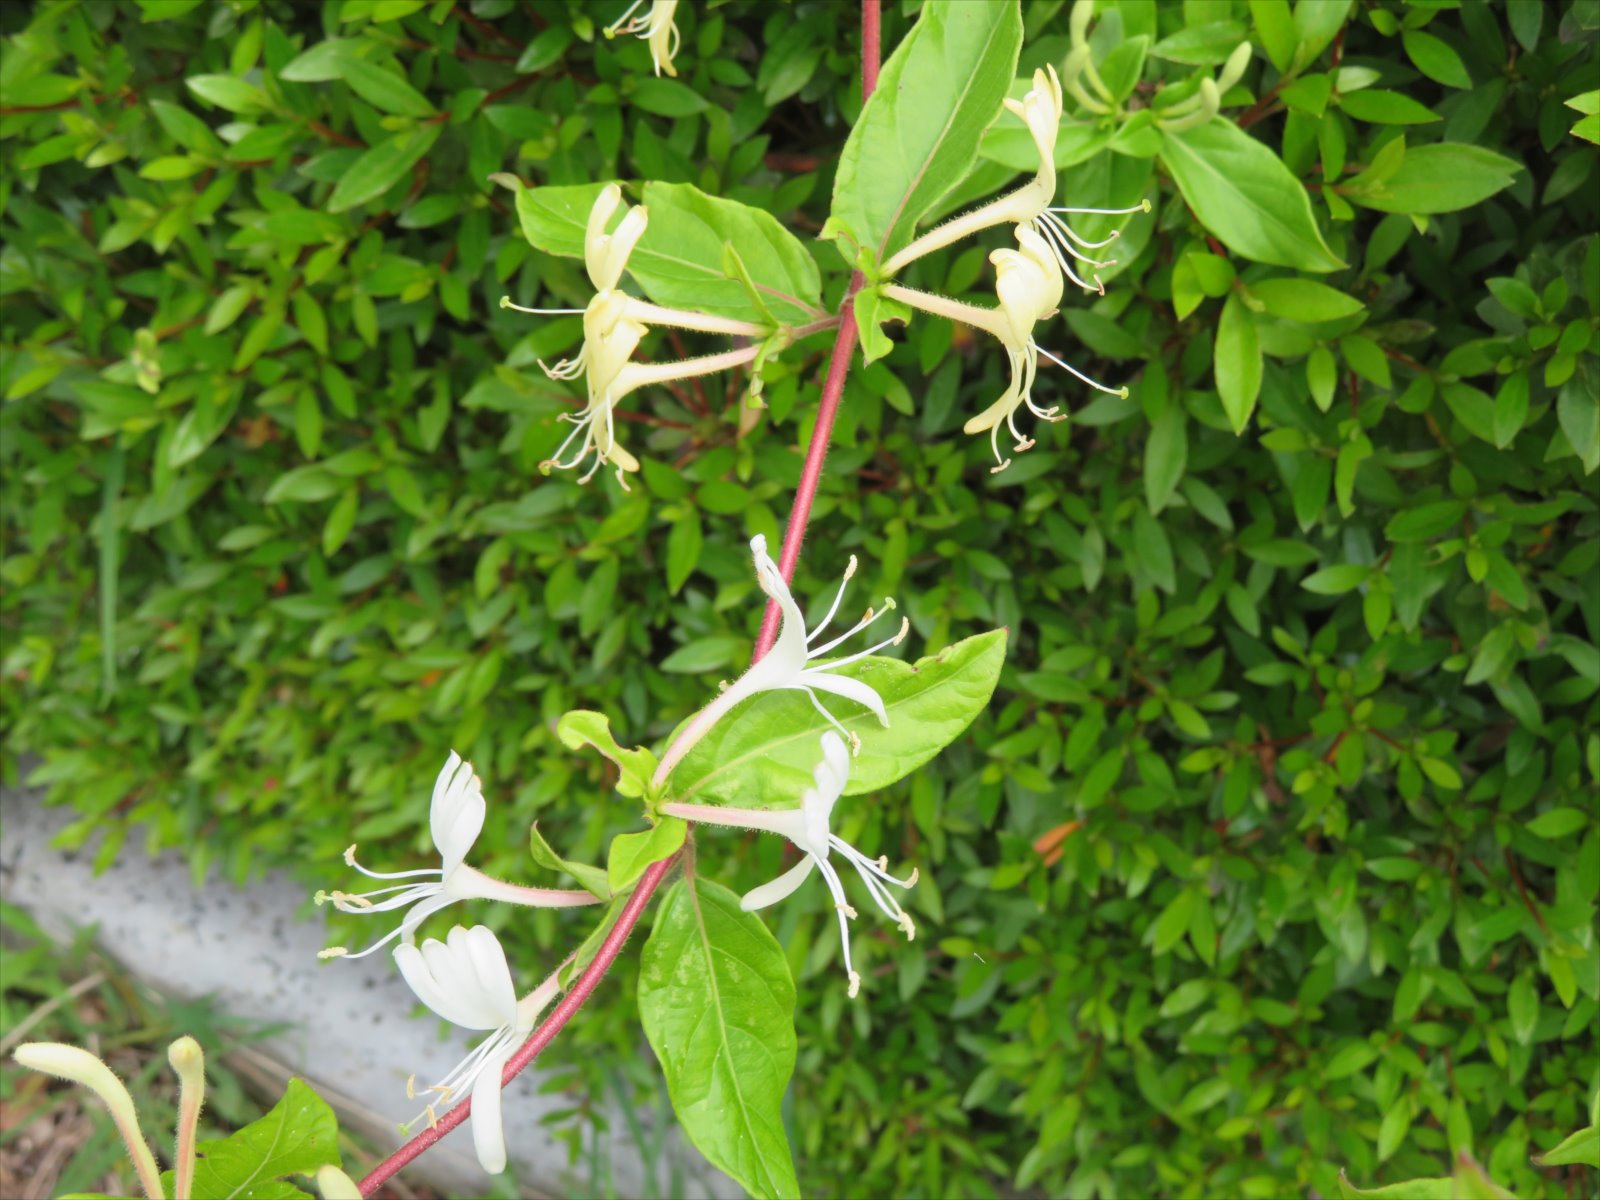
[806,617,909,672]
[806,601,897,659]
[797,685,856,746]
[847,971,861,998]
[317,946,348,959]
[806,555,859,644]
[604,0,648,35]
[1047,199,1151,217]
[1037,345,1129,397]
[500,297,587,315]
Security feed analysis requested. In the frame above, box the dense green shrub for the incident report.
[2,1,1597,1197]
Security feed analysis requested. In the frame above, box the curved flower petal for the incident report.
[469,1049,511,1174]
[741,855,817,912]
[797,672,890,728]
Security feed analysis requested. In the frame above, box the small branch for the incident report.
[1504,848,1550,935]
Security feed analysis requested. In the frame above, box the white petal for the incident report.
[741,856,817,912]
[796,671,889,726]
[431,770,484,880]
[750,535,809,672]
[462,927,519,1028]
[469,1049,511,1174]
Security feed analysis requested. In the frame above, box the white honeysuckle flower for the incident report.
[605,0,681,78]
[652,534,908,783]
[882,227,1128,473]
[316,752,599,961]
[663,732,918,999]
[502,185,762,488]
[882,66,1148,286]
[395,925,561,1175]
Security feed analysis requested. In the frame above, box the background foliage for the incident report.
[2,1,1597,1198]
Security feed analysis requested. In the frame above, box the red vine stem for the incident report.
[755,0,880,660]
[358,3,881,1193]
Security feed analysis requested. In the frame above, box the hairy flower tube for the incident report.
[13,1042,165,1200]
[882,225,1128,472]
[502,184,762,487]
[604,0,681,77]
[395,925,561,1174]
[653,535,908,783]
[663,732,918,998]
[316,752,599,961]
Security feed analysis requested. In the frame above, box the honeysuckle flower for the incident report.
[882,66,1148,289]
[502,185,763,488]
[653,534,908,783]
[605,0,681,78]
[395,925,561,1174]
[882,227,1128,472]
[316,752,599,961]
[663,732,918,998]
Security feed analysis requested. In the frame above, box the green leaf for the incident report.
[1385,501,1465,543]
[1526,807,1590,838]
[830,0,1024,269]
[557,710,658,800]
[630,77,708,117]
[1160,120,1343,272]
[671,630,1008,808]
[666,508,702,595]
[1337,1171,1454,1199]
[513,181,823,326]
[327,125,440,213]
[1344,143,1520,214]
[278,38,366,82]
[608,817,687,893]
[185,74,269,113]
[1339,90,1440,125]
[150,99,223,156]
[1535,1124,1600,1169]
[164,1079,339,1199]
[1150,20,1248,66]
[636,182,824,326]
[638,877,800,1200]
[1302,564,1367,594]
[528,823,611,900]
[1143,399,1187,513]
[1402,30,1471,89]
[1215,292,1262,432]
[340,58,435,117]
[1508,970,1539,1045]
[1558,377,1600,474]
[1247,278,1364,323]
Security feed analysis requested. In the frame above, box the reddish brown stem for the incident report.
[356,4,883,1193]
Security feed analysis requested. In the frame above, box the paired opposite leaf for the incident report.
[557,710,657,799]
[671,629,1007,808]
[639,877,800,1200]
[828,0,1023,270]
[1160,120,1343,272]
[512,180,822,327]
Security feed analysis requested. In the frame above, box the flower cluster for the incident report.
[502,184,763,488]
[315,753,599,1174]
[656,537,919,997]
[880,67,1149,471]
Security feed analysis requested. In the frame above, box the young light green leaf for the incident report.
[671,629,1007,809]
[1247,278,1364,323]
[528,823,611,900]
[1534,1124,1600,1169]
[639,877,799,1200]
[557,710,659,799]
[829,0,1023,270]
[340,58,435,117]
[1337,1171,1454,1199]
[1160,120,1343,272]
[608,817,687,893]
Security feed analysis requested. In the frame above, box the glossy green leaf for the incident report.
[829,0,1023,269]
[639,877,799,1200]
[670,629,1007,808]
[158,1079,339,1199]
[1160,120,1343,271]
[1344,143,1520,214]
[326,124,440,213]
